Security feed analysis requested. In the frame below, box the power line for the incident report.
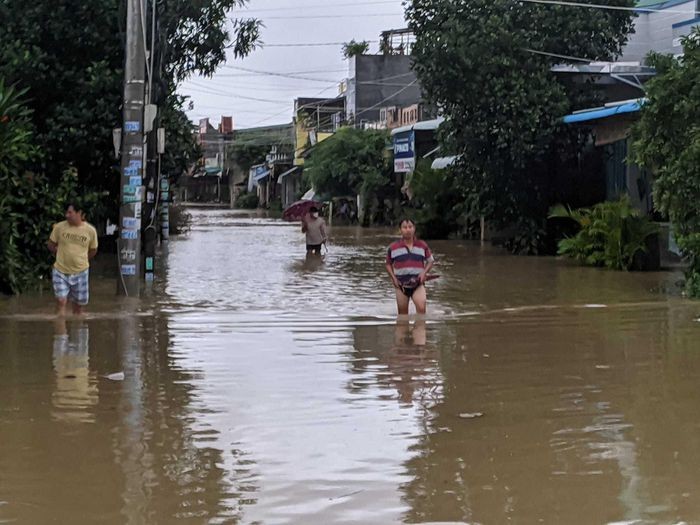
[182,85,293,104]
[263,41,378,47]
[518,0,699,15]
[262,13,403,19]
[222,65,339,83]
[242,0,402,13]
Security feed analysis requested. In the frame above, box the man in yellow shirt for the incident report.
[47,202,98,315]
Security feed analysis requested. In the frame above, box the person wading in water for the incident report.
[301,206,327,255]
[385,218,434,315]
[47,202,98,316]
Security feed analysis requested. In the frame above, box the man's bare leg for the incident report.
[394,287,410,315]
[56,298,68,317]
[72,302,83,316]
[411,285,427,315]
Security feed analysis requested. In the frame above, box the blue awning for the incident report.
[254,169,270,182]
[562,99,646,124]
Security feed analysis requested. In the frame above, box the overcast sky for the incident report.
[178,0,407,129]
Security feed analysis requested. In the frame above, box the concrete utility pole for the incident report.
[118,0,146,296]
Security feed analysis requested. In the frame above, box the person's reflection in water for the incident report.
[388,319,441,406]
[52,318,97,423]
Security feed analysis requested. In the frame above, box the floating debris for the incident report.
[459,412,484,419]
[104,372,125,381]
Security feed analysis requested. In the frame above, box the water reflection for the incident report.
[112,312,260,523]
[3,210,700,524]
[52,319,97,423]
[349,320,444,409]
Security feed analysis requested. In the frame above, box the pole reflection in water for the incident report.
[52,319,98,423]
[112,309,260,523]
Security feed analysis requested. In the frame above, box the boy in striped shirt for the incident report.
[385,218,434,315]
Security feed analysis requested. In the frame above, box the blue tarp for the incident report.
[562,99,645,124]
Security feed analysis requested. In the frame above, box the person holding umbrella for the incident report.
[302,206,327,255]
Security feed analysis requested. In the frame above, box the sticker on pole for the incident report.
[120,248,137,261]
[129,159,143,169]
[121,264,137,276]
[124,165,139,177]
[129,145,143,157]
[129,176,143,187]
[122,217,141,229]
[121,229,138,240]
[124,121,140,132]
[145,257,154,271]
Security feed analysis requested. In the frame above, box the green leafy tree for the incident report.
[159,94,201,183]
[405,0,635,251]
[304,127,390,198]
[632,28,700,295]
[0,81,77,293]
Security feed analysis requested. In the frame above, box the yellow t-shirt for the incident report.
[49,221,98,275]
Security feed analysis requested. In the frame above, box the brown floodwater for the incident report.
[1,209,699,524]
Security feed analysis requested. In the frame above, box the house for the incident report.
[229,123,295,208]
[178,116,234,203]
[622,0,700,61]
[341,30,422,127]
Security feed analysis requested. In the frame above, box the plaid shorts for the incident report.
[52,268,90,305]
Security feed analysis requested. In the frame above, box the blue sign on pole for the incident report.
[124,165,139,177]
[121,229,138,240]
[125,121,140,132]
[121,264,137,276]
[393,130,415,173]
[129,176,143,187]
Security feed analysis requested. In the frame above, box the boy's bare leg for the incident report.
[412,285,427,314]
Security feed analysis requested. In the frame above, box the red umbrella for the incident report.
[282,200,321,222]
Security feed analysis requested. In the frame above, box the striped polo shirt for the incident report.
[386,239,434,285]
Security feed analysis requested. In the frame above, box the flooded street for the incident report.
[2,208,700,524]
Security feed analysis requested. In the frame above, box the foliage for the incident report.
[549,198,659,271]
[631,28,700,295]
[0,81,78,293]
[228,143,270,173]
[405,0,635,251]
[160,94,201,184]
[168,202,192,235]
[304,127,391,199]
[235,192,259,209]
[343,40,370,58]
[408,159,464,239]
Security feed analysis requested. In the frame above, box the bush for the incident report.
[549,198,659,271]
[168,202,191,235]
[235,192,259,209]
[409,159,464,239]
[0,81,80,294]
[631,29,700,295]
